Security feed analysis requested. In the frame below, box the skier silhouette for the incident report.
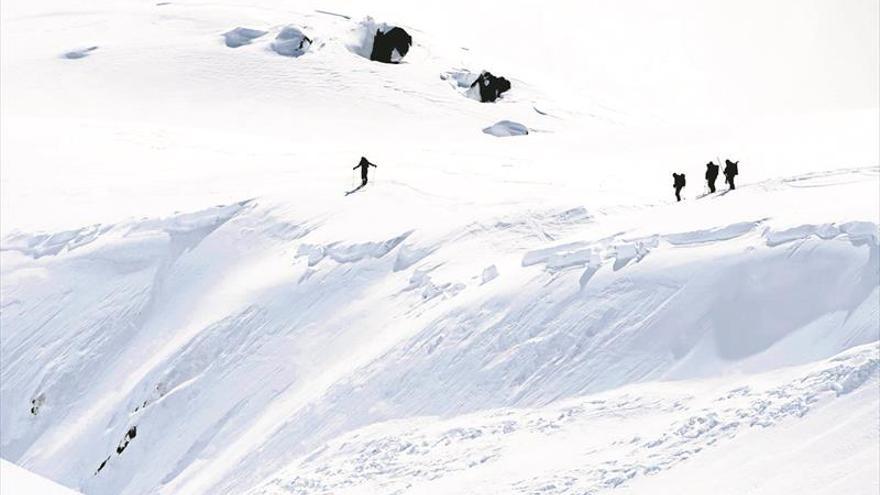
[723,159,739,190]
[673,173,686,202]
[353,156,377,187]
[705,161,719,193]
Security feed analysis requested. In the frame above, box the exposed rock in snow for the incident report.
[371,27,412,63]
[442,70,511,102]
[30,393,46,416]
[347,18,412,63]
[115,426,137,455]
[471,71,511,102]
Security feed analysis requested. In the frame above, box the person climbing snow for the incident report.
[705,161,719,193]
[346,156,378,196]
[354,156,377,186]
[723,159,739,190]
[673,173,686,202]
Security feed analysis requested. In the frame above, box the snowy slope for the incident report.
[250,343,879,495]
[2,169,877,495]
[1,0,878,494]
[1,458,82,495]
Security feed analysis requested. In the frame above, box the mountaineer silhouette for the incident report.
[705,161,719,193]
[346,156,378,196]
[724,159,739,190]
[354,156,378,186]
[673,173,686,202]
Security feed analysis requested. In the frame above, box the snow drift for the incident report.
[483,120,528,137]
[223,28,267,48]
[271,26,312,57]
[62,46,98,60]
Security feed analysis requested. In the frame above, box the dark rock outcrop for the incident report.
[471,71,511,102]
[370,26,412,63]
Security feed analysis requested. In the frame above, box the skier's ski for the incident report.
[697,189,732,199]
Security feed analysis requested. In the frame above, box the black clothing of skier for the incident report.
[705,161,719,193]
[673,173,686,202]
[354,156,377,186]
[723,159,739,190]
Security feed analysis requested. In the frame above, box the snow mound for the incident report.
[61,46,98,59]
[222,27,267,48]
[441,69,480,100]
[271,26,311,57]
[483,120,528,137]
[346,17,411,63]
[441,69,479,88]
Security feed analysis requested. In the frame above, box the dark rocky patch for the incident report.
[471,71,511,102]
[95,456,111,475]
[370,26,412,63]
[30,394,45,416]
[116,425,137,455]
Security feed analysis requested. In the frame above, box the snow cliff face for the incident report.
[1,0,878,494]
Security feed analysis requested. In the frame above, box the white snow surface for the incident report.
[1,0,878,494]
[1,458,82,494]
